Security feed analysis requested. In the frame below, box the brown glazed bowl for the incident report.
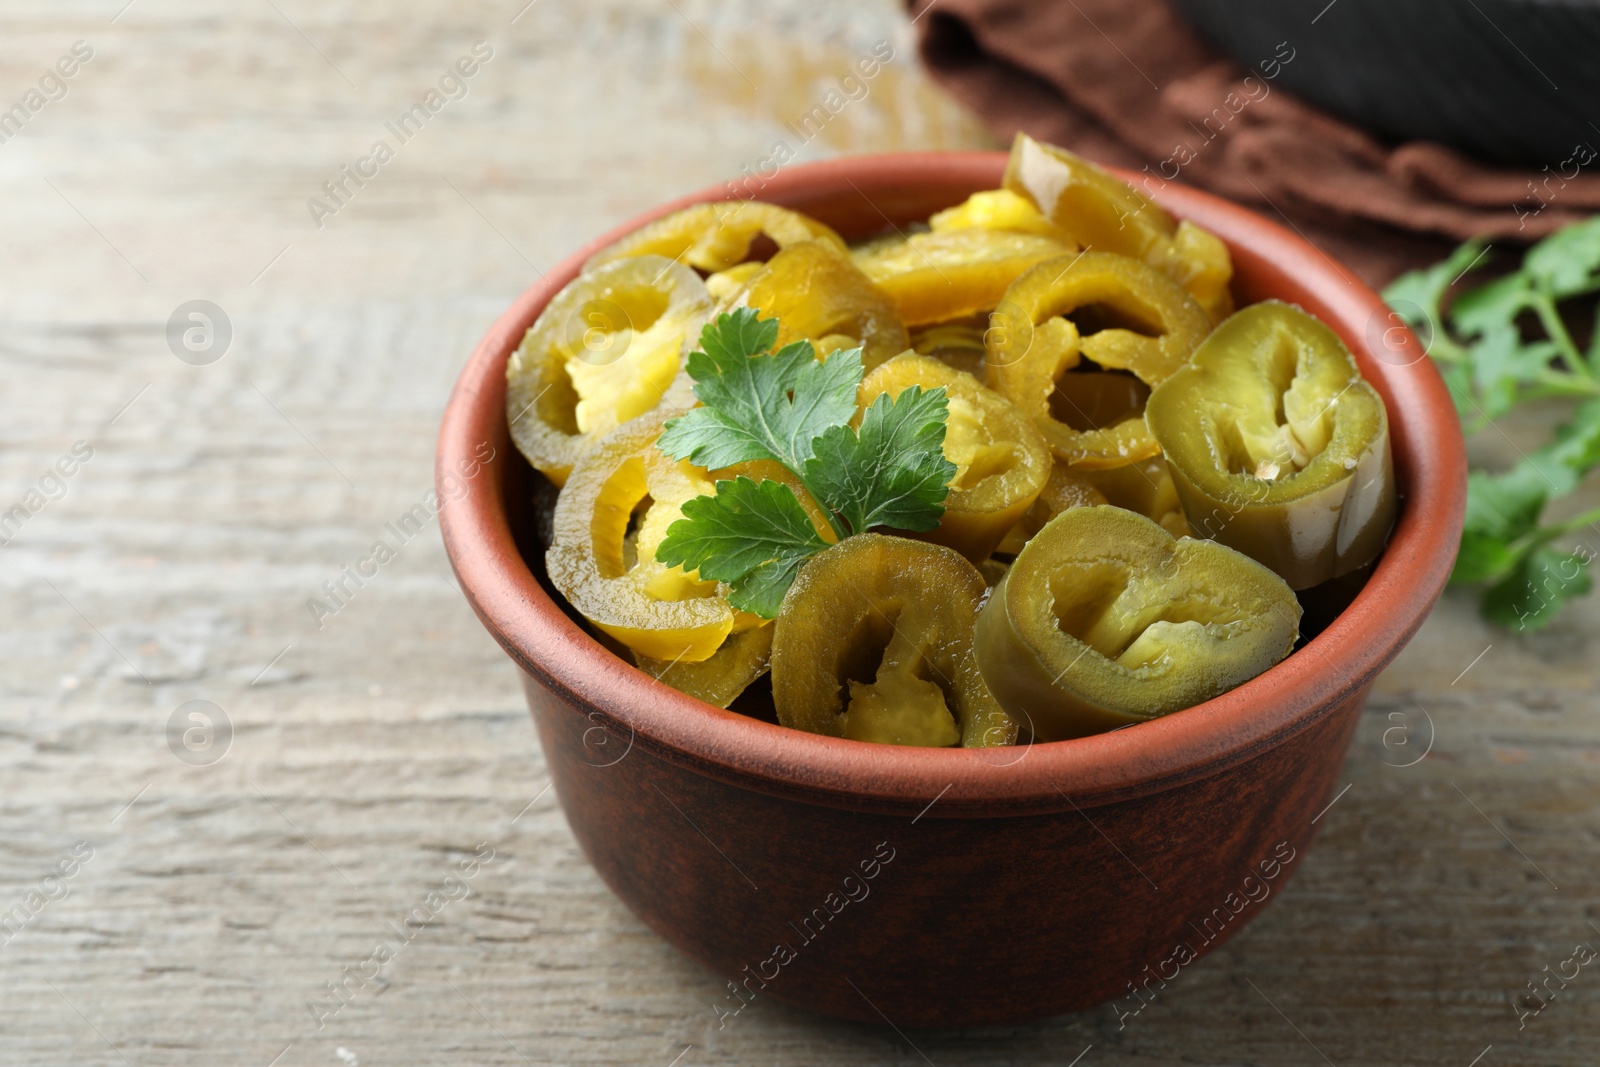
[437,153,1465,1027]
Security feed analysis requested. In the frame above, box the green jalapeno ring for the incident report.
[585,201,848,274]
[772,533,1017,748]
[985,251,1210,471]
[1002,133,1235,323]
[1146,301,1397,589]
[974,506,1301,741]
[507,255,712,487]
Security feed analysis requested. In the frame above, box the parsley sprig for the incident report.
[654,309,955,618]
[1385,216,1600,630]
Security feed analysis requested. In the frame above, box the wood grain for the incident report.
[0,1,1595,1064]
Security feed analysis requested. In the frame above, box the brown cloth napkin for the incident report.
[907,0,1600,285]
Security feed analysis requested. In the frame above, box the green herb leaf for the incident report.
[654,308,955,617]
[1452,468,1549,584]
[1450,272,1529,339]
[1388,221,1600,631]
[653,476,831,618]
[1463,468,1548,544]
[1524,215,1600,300]
[1530,397,1600,496]
[657,308,861,473]
[1383,238,1489,355]
[1451,533,1521,586]
[803,386,956,536]
[1467,324,1558,420]
[1481,546,1594,632]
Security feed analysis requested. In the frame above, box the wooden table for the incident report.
[2,1,1595,1064]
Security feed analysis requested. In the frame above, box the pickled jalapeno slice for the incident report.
[853,228,1074,327]
[1003,133,1234,322]
[928,188,1078,245]
[631,624,774,709]
[1145,300,1396,589]
[726,239,910,370]
[772,534,1016,748]
[908,318,988,378]
[1079,455,1190,537]
[585,201,847,274]
[507,255,712,486]
[996,463,1109,555]
[547,409,747,663]
[985,251,1210,470]
[975,506,1300,740]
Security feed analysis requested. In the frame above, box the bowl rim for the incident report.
[437,150,1465,817]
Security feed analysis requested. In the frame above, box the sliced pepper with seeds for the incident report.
[985,251,1210,470]
[1145,300,1396,589]
[772,534,1016,747]
[506,255,711,486]
[975,506,1300,740]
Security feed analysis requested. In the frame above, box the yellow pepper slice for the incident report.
[852,229,1075,327]
[929,189,1078,245]
[507,256,711,487]
[985,251,1210,470]
[547,410,737,662]
[1161,221,1235,324]
[586,201,847,273]
[1003,133,1234,322]
[772,534,1016,747]
[859,353,1051,562]
[725,239,910,370]
[705,261,763,302]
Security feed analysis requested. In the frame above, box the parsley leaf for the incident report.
[655,309,954,617]
[1383,238,1488,363]
[1452,468,1548,584]
[804,387,956,535]
[1482,546,1594,632]
[1531,397,1600,496]
[652,476,831,618]
[656,308,860,473]
[1385,218,1600,630]
[1524,216,1600,299]
[1450,271,1529,338]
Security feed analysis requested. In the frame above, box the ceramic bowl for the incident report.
[437,152,1465,1026]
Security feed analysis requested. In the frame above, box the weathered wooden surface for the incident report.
[0,2,1596,1065]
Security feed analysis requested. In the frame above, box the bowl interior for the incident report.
[437,152,1465,816]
